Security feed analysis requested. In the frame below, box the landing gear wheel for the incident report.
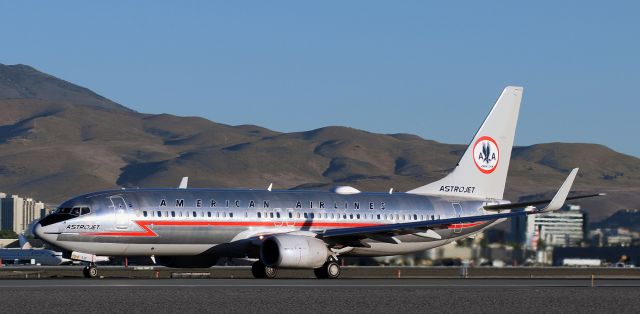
[83,264,99,278]
[252,261,278,279]
[264,265,278,279]
[251,261,266,278]
[314,261,341,279]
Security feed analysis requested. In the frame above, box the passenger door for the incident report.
[110,195,131,230]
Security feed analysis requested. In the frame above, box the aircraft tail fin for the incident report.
[407,86,523,200]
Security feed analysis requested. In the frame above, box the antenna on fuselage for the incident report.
[267,183,273,192]
[178,177,189,189]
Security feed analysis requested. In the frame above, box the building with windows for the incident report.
[0,193,47,234]
[524,204,586,249]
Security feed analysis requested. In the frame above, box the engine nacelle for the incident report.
[260,234,329,268]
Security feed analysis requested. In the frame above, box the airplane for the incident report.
[34,86,600,279]
[0,234,69,266]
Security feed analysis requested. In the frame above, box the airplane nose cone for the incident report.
[34,222,57,244]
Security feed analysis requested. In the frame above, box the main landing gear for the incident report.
[83,263,99,278]
[251,260,278,279]
[251,259,342,279]
[313,261,341,279]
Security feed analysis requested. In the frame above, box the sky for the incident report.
[1,1,639,156]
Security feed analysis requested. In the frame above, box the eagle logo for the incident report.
[473,136,499,174]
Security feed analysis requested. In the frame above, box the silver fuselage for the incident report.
[35,188,506,259]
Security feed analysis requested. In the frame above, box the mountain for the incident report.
[0,63,638,224]
[0,63,130,112]
[591,209,640,231]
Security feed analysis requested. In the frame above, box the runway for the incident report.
[2,279,640,313]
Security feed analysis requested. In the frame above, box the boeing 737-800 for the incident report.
[34,86,599,278]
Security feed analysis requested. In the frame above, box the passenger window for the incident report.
[288,212,293,219]
[331,213,334,219]
[156,211,161,217]
[431,215,435,220]
[276,212,280,218]
[356,214,360,219]
[171,211,176,217]
[143,211,148,217]
[349,214,353,219]
[207,212,211,217]
[229,212,233,218]
[258,212,262,218]
[193,211,197,217]
[304,213,308,219]
[377,214,381,219]
[270,212,274,218]
[310,213,315,219]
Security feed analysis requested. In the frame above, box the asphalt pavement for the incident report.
[1,278,640,313]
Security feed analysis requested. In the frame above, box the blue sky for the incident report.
[2,1,638,156]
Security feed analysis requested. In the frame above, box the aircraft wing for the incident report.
[484,193,604,211]
[319,210,527,240]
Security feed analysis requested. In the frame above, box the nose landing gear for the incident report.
[83,263,99,278]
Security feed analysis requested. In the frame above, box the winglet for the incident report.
[178,177,188,189]
[538,168,579,213]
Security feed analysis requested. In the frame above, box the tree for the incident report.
[0,230,18,239]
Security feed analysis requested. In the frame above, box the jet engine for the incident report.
[260,234,329,268]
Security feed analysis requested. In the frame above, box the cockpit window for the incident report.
[55,207,91,216]
[57,208,72,214]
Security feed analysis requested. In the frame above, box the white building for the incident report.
[0,193,46,234]
[525,204,585,249]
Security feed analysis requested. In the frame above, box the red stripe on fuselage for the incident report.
[83,220,489,237]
